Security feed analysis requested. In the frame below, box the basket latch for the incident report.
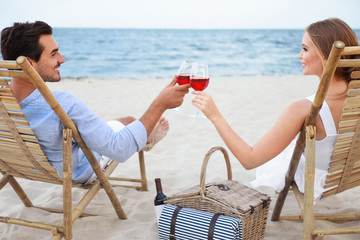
[262,199,268,208]
[205,183,230,191]
[250,206,254,214]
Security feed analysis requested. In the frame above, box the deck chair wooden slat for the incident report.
[0,132,39,144]
[271,42,360,239]
[0,147,47,159]
[344,96,360,105]
[0,96,18,104]
[0,124,35,135]
[338,119,357,129]
[332,145,351,155]
[1,147,50,163]
[0,152,48,165]
[2,102,22,111]
[340,112,360,121]
[0,70,27,78]
[326,172,360,191]
[327,163,360,174]
[5,160,56,172]
[6,166,58,179]
[333,139,352,149]
[352,71,360,78]
[0,136,42,150]
[329,160,346,169]
[328,165,344,174]
[0,60,22,69]
[0,116,29,126]
[7,111,27,119]
[0,88,13,96]
[323,181,360,199]
[325,166,360,187]
[0,159,56,180]
[338,126,357,134]
[0,133,40,145]
[0,144,46,156]
[0,146,63,184]
[330,155,348,164]
[338,59,360,67]
[0,56,151,239]
[0,79,9,85]
[334,133,353,142]
[0,148,47,160]
[348,89,360,97]
[343,107,360,114]
[0,131,38,142]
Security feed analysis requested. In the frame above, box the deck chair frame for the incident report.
[0,56,150,239]
[271,42,360,239]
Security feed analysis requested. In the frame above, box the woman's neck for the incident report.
[326,77,348,101]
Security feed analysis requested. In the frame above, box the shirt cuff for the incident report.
[126,120,147,151]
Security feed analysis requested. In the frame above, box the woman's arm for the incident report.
[192,91,310,169]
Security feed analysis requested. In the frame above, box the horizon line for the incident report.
[51,26,360,31]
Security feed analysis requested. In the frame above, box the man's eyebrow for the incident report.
[50,48,59,54]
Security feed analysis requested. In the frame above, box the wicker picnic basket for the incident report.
[164,146,271,240]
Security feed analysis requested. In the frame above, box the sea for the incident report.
[47,28,360,79]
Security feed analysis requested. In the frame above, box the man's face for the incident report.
[30,34,65,82]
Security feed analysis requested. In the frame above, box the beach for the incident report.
[1,75,360,239]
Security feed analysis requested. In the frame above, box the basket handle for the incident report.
[200,146,232,196]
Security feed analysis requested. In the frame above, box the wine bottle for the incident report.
[154,178,167,223]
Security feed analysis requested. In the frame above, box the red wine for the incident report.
[190,78,209,91]
[154,178,167,206]
[175,75,190,85]
[154,178,166,224]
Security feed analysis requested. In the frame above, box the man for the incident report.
[1,21,190,184]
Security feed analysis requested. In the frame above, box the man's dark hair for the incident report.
[1,21,52,61]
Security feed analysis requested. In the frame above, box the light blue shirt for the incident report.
[19,89,147,184]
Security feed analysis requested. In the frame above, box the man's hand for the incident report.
[154,77,191,110]
[139,77,191,138]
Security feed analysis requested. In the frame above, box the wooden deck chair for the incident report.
[271,41,360,239]
[0,56,151,239]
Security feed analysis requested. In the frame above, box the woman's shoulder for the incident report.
[286,98,312,116]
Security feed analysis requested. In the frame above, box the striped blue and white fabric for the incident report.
[158,204,242,240]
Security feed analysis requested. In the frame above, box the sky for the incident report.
[0,0,359,30]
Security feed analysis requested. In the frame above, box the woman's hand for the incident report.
[191,91,221,122]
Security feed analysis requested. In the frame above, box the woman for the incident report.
[192,18,359,200]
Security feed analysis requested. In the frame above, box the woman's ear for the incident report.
[321,58,327,69]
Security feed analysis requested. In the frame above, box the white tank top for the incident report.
[251,94,338,201]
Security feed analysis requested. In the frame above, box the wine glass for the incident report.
[189,63,209,118]
[170,60,192,113]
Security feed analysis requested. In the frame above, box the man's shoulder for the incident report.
[53,91,80,102]
[52,91,86,109]
[53,90,76,97]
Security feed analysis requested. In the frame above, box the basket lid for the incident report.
[166,180,270,215]
[205,180,270,213]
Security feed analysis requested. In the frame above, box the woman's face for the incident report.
[298,32,324,78]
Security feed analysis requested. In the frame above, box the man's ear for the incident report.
[26,57,34,66]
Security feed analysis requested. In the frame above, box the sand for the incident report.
[1,75,360,239]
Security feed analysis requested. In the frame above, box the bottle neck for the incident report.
[155,178,163,194]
